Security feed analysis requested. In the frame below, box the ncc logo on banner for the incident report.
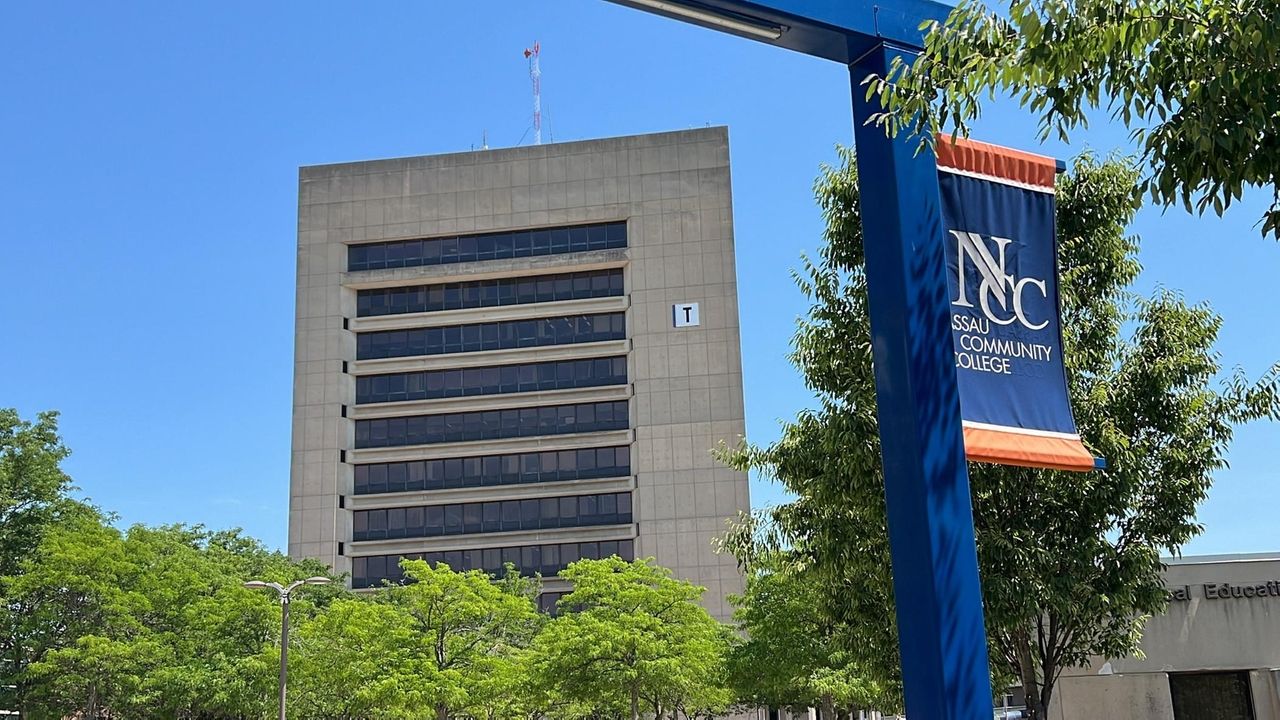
[936,136,1096,472]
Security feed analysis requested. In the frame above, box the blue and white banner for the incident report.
[935,137,1094,472]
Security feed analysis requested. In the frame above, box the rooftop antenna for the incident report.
[523,41,542,145]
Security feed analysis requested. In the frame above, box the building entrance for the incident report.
[1170,671,1256,720]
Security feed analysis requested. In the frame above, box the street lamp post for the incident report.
[244,577,331,720]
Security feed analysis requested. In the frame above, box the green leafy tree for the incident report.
[139,527,339,720]
[10,513,338,719]
[4,508,138,718]
[289,598,419,720]
[383,560,543,720]
[0,410,76,579]
[531,558,733,720]
[725,552,884,718]
[0,409,88,709]
[463,648,548,720]
[866,0,1280,235]
[720,149,1280,718]
[25,634,168,720]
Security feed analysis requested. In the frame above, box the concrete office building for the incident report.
[1044,553,1280,720]
[288,127,750,616]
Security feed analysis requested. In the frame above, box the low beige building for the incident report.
[1051,553,1280,720]
[288,127,750,617]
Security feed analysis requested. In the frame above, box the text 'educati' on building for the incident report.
[1045,553,1280,720]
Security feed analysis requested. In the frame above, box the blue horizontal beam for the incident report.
[605,0,953,60]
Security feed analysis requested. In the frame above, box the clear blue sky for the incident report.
[3,1,1276,556]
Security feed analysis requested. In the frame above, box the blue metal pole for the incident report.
[848,41,994,720]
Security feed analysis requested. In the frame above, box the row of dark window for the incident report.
[351,491,633,541]
[355,400,629,449]
[350,539,635,588]
[348,221,627,272]
[357,268,624,317]
[538,590,570,614]
[354,445,631,495]
[356,356,628,405]
[356,312,625,360]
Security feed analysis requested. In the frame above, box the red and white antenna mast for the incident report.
[523,41,542,145]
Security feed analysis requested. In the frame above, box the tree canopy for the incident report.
[718,149,1280,718]
[866,0,1280,236]
[10,517,340,720]
[0,420,737,720]
[0,409,76,580]
[726,551,884,717]
[531,558,734,720]
[380,560,544,720]
[288,598,419,720]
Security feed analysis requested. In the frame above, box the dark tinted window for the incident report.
[357,312,625,360]
[351,538,635,588]
[352,492,633,542]
[349,221,626,272]
[357,269,624,317]
[354,401,628,449]
[356,356,627,404]
[354,445,631,495]
[538,590,569,615]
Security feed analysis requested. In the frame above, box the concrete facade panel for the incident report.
[1050,674,1175,720]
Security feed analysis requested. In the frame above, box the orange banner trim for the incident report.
[963,426,1096,472]
[935,134,1057,189]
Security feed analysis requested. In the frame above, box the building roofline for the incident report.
[298,126,730,178]
[1165,551,1280,565]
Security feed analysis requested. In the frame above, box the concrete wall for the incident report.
[622,130,747,619]
[1052,555,1280,719]
[1049,674,1174,720]
[1250,670,1280,720]
[290,127,749,617]
[1109,556,1280,675]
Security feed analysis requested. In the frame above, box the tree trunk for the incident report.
[1035,677,1056,720]
[437,702,449,720]
[1016,636,1042,720]
[630,685,639,720]
[820,693,835,720]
